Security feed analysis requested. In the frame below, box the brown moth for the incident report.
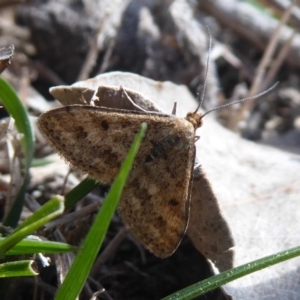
[38,77,275,258]
[38,86,202,258]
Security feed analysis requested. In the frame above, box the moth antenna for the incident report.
[201,81,279,119]
[194,26,212,114]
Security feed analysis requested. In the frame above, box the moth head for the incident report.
[185,112,203,129]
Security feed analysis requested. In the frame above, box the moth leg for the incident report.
[195,135,200,142]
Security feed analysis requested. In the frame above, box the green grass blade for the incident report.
[0,196,64,256]
[162,245,300,300]
[0,77,35,227]
[65,178,98,210]
[0,260,38,278]
[1,237,78,256]
[55,123,147,300]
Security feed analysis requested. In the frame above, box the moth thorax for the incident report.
[185,112,203,129]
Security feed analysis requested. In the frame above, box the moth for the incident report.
[38,85,203,258]
[38,80,275,258]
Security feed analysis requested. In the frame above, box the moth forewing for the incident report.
[38,105,196,257]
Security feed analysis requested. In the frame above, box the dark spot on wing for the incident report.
[101,120,109,130]
[74,126,88,139]
[168,199,179,206]
[155,216,167,228]
[146,136,182,162]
